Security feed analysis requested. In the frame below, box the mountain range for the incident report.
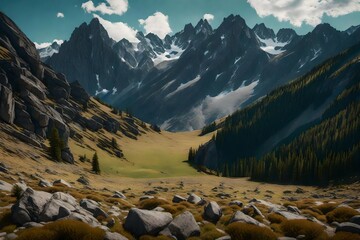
[44,15,360,131]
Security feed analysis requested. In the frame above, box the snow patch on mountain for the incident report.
[166,75,201,98]
[162,80,259,130]
[153,44,184,66]
[256,35,288,55]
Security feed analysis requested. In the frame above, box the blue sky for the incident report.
[1,0,360,45]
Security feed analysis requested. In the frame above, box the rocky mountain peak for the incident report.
[276,28,298,42]
[253,23,276,39]
[195,19,213,36]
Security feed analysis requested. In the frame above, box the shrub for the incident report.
[138,198,169,210]
[317,203,338,215]
[267,213,286,224]
[16,220,105,240]
[281,219,327,240]
[11,184,23,200]
[226,222,277,240]
[301,209,326,222]
[326,207,359,223]
[49,127,64,162]
[200,223,225,240]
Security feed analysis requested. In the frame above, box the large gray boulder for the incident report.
[11,188,101,227]
[80,199,108,219]
[229,211,266,227]
[336,222,360,234]
[124,208,173,237]
[161,211,200,240]
[0,84,15,124]
[204,201,222,223]
[11,188,52,225]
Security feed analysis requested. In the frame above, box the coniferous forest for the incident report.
[190,43,360,185]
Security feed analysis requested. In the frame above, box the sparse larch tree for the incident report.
[92,152,101,174]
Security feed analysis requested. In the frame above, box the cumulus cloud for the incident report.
[34,39,64,49]
[57,12,64,18]
[82,0,128,16]
[203,13,214,22]
[247,0,360,27]
[139,12,172,38]
[93,14,139,42]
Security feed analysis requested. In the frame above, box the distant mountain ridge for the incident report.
[46,15,360,131]
[190,42,360,185]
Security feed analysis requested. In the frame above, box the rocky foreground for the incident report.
[1,166,360,240]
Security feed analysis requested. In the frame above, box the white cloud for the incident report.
[203,13,214,22]
[81,0,128,16]
[57,12,64,18]
[93,14,139,42]
[247,0,360,27]
[139,12,172,39]
[34,39,64,49]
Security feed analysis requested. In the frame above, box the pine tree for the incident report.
[92,152,101,174]
[49,127,63,162]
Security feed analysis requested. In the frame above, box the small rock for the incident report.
[77,176,89,185]
[229,200,243,207]
[80,199,108,219]
[53,179,72,188]
[113,191,126,199]
[172,195,187,203]
[187,193,202,204]
[38,179,52,188]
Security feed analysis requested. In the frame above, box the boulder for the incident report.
[80,199,108,219]
[163,211,200,240]
[0,84,15,124]
[38,179,53,188]
[276,210,306,220]
[14,101,34,131]
[287,206,301,215]
[70,81,90,104]
[61,148,74,164]
[229,211,266,227]
[53,179,72,188]
[104,231,128,240]
[336,222,360,234]
[11,188,52,225]
[113,191,126,199]
[85,118,103,131]
[204,201,222,223]
[77,176,89,185]
[187,193,202,204]
[172,195,187,203]
[350,215,360,225]
[124,208,173,237]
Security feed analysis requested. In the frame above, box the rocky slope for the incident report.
[47,15,360,131]
[1,166,360,239]
[0,12,151,165]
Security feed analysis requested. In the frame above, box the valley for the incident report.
[0,3,359,240]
